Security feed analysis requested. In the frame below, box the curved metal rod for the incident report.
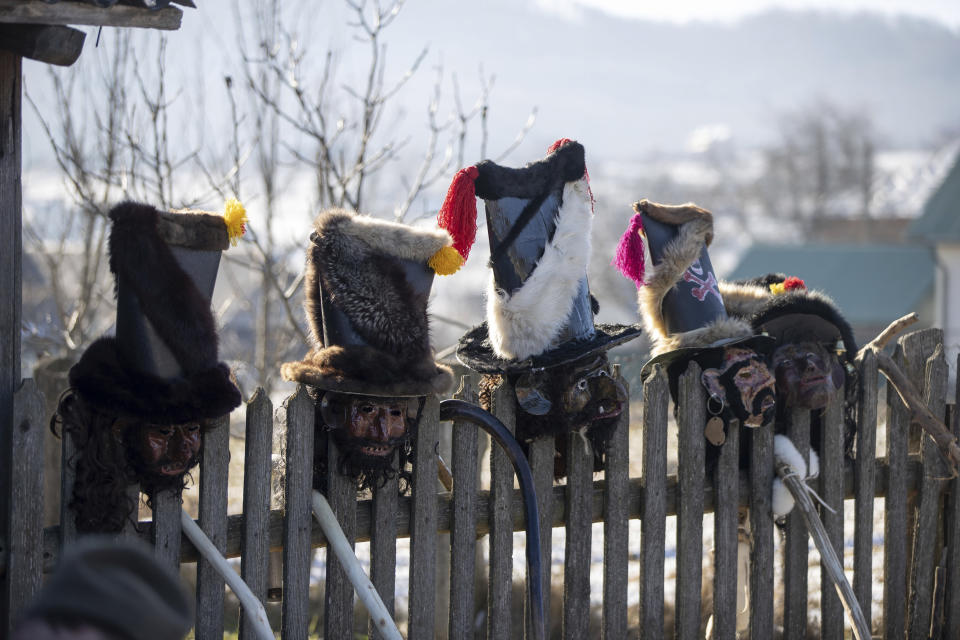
[439,399,545,640]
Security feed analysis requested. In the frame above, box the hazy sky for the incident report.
[536,0,960,29]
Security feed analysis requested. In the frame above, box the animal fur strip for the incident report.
[486,178,593,360]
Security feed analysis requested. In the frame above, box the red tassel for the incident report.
[437,165,480,261]
[783,276,806,291]
[612,212,646,288]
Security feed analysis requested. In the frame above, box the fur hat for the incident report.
[440,139,642,373]
[613,200,773,380]
[68,200,243,424]
[280,208,455,396]
[719,274,858,361]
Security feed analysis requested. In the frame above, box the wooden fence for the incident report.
[3,327,960,638]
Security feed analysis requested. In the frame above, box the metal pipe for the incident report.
[439,399,545,640]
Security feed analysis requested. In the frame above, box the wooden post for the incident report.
[640,365,668,639]
[408,395,440,637]
[239,390,273,640]
[853,350,878,624]
[449,377,478,640]
[782,407,810,640]
[675,362,705,639]
[195,413,231,640]
[323,424,357,638]
[0,49,22,636]
[487,380,515,639]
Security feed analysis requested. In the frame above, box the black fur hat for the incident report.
[720,274,858,362]
[440,139,642,373]
[280,208,455,397]
[68,201,242,424]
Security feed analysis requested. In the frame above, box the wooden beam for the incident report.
[0,49,21,636]
[0,25,84,67]
[0,0,182,31]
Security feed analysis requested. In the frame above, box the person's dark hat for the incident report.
[281,208,455,396]
[20,537,192,640]
[613,200,774,380]
[720,274,858,362]
[440,139,642,373]
[68,200,244,424]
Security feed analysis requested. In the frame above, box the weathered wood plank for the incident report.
[449,377,478,640]
[281,386,315,640]
[818,387,845,640]
[195,413,230,640]
[369,454,399,640]
[782,407,810,640]
[487,380,515,639]
[907,346,948,639]
[602,366,629,640]
[748,421,774,639]
[324,429,357,639]
[0,0,183,30]
[640,366,667,640]
[883,343,909,639]
[4,380,44,630]
[0,48,22,636]
[675,362,704,640]
[945,357,960,639]
[0,24,84,66]
[562,425,593,640]
[58,427,78,546]
[853,350,877,624]
[409,395,440,637]
[239,389,272,640]
[712,414,740,638]
[527,436,554,639]
[151,487,182,570]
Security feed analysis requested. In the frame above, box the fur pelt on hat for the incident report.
[486,178,593,360]
[69,337,240,424]
[282,208,454,396]
[68,201,241,423]
[637,203,753,356]
[474,141,585,200]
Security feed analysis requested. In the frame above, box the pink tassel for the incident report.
[612,212,646,288]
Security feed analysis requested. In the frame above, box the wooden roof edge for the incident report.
[0,0,183,31]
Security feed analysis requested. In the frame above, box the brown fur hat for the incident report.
[281,209,455,396]
[68,201,241,423]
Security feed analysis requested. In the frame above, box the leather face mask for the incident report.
[124,421,203,479]
[772,341,844,410]
[512,354,627,441]
[702,347,777,428]
[321,392,416,462]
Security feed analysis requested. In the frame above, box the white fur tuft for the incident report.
[486,178,593,360]
[772,434,822,518]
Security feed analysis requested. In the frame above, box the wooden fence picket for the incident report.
[675,363,704,640]
[602,366,630,640]
[640,365,667,639]
[945,355,960,638]
[195,412,230,640]
[562,424,593,639]
[853,349,878,625]
[782,406,810,640]
[883,342,910,639]
[487,380,515,639]
[449,377,478,640]
[408,395,441,638]
[323,430,357,638]
[239,389,273,640]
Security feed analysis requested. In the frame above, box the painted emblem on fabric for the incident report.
[682,259,722,303]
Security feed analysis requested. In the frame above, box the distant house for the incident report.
[727,149,960,361]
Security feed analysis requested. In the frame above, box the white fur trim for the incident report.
[486,178,593,360]
[316,209,452,262]
[772,434,823,518]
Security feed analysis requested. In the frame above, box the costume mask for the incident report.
[315,391,421,491]
[771,341,845,410]
[701,347,777,428]
[124,420,203,478]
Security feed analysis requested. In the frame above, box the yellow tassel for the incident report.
[428,245,464,276]
[223,197,248,247]
[769,282,786,295]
